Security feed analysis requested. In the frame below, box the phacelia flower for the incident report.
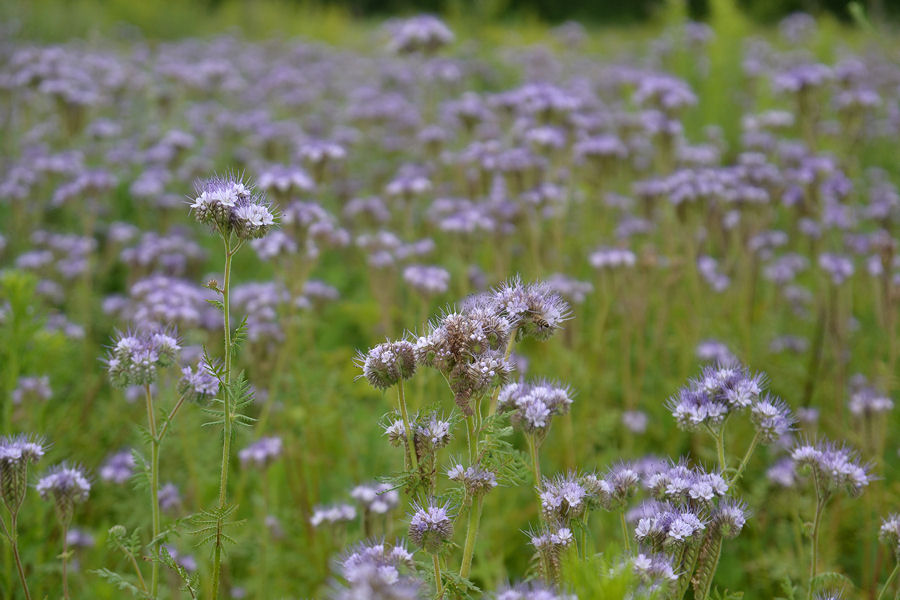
[190,175,275,240]
[357,340,417,390]
[310,504,356,528]
[0,434,46,511]
[106,329,180,388]
[791,438,871,497]
[37,464,90,525]
[497,380,573,436]
[408,500,454,553]
[99,450,135,484]
[238,437,283,469]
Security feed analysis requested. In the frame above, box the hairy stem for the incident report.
[5,515,32,600]
[432,553,443,598]
[62,523,70,600]
[459,495,483,579]
[729,432,761,487]
[398,379,419,475]
[620,511,631,554]
[212,238,235,600]
[877,561,900,600]
[808,475,828,600]
[145,385,160,598]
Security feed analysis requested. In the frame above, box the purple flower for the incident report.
[99,450,135,484]
[238,437,283,469]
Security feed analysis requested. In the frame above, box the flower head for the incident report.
[191,175,276,240]
[105,329,180,388]
[0,434,46,511]
[408,500,454,553]
[37,463,90,525]
[357,340,417,390]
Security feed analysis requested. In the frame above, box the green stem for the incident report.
[398,379,419,475]
[528,434,542,490]
[714,430,727,473]
[432,553,443,598]
[729,432,761,487]
[145,385,160,598]
[212,239,235,600]
[808,477,828,600]
[5,515,32,600]
[62,523,70,600]
[877,562,900,600]
[620,511,631,554]
[465,415,477,464]
[694,534,724,600]
[459,496,483,579]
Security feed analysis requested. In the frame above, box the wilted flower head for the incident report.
[0,434,46,511]
[357,340,417,390]
[106,329,180,388]
[238,437,283,469]
[791,438,871,497]
[190,175,275,240]
[37,463,90,524]
[408,500,453,553]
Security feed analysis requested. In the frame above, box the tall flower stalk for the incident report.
[191,176,275,599]
[106,329,180,596]
[190,175,275,597]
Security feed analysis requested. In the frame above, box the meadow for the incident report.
[0,2,899,598]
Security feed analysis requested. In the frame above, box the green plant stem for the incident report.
[694,534,724,600]
[212,238,235,600]
[156,394,187,443]
[2,515,32,600]
[432,553,443,598]
[465,415,477,464]
[527,434,542,490]
[808,473,828,600]
[877,562,900,600]
[144,385,160,598]
[62,523,70,600]
[398,379,419,475]
[459,496,483,579]
[729,432,761,487]
[620,511,631,554]
[714,430,727,473]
